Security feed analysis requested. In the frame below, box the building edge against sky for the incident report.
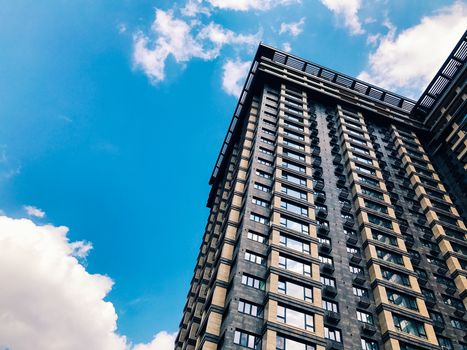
[176,31,467,350]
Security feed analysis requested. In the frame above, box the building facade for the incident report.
[176,32,467,350]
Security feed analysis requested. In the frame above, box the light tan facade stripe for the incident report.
[336,106,439,350]
[392,125,467,308]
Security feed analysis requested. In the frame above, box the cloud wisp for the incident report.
[133,9,259,83]
[358,1,467,98]
[222,59,251,96]
[319,0,364,35]
[0,214,175,350]
[206,0,301,11]
[23,205,46,218]
[279,17,306,37]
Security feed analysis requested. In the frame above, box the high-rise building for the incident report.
[176,31,467,350]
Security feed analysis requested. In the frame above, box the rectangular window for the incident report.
[284,149,305,161]
[322,299,339,312]
[353,154,373,165]
[241,274,265,290]
[279,255,311,276]
[283,139,304,151]
[376,248,403,265]
[277,305,314,331]
[351,144,371,155]
[372,229,398,246]
[450,318,466,330]
[362,187,384,200]
[324,327,342,342]
[353,286,368,297]
[252,197,269,208]
[259,147,274,156]
[319,255,334,266]
[282,172,306,185]
[281,200,308,216]
[365,199,388,214]
[234,330,261,349]
[321,276,336,287]
[258,158,273,167]
[387,289,418,310]
[250,213,269,225]
[247,231,266,243]
[357,310,374,324]
[442,295,465,310]
[280,234,310,254]
[350,265,363,274]
[381,267,410,286]
[393,314,426,338]
[261,137,274,145]
[280,215,309,234]
[254,182,271,192]
[368,214,392,229]
[256,169,272,179]
[278,278,313,302]
[282,160,305,173]
[349,136,367,146]
[283,129,304,141]
[245,251,265,265]
[276,335,315,350]
[262,128,276,136]
[356,165,376,176]
[347,246,359,254]
[282,185,307,200]
[238,300,262,317]
[359,175,379,187]
[437,337,453,350]
[361,338,378,350]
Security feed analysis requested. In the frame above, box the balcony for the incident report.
[358,297,371,308]
[321,263,335,274]
[315,192,326,203]
[331,146,340,155]
[341,202,352,213]
[314,180,325,191]
[325,340,343,350]
[424,296,436,307]
[313,167,323,178]
[417,275,428,286]
[353,275,366,285]
[350,254,362,264]
[336,176,346,186]
[317,208,328,219]
[324,311,341,324]
[433,320,445,332]
[323,285,337,297]
[332,155,342,165]
[330,137,338,145]
[318,224,330,235]
[361,323,377,335]
[311,137,320,145]
[454,309,465,317]
[313,158,322,167]
[319,242,332,254]
[343,217,355,228]
[445,286,457,295]
[410,255,421,265]
[338,190,349,200]
[312,147,320,156]
[346,235,358,245]
[437,266,448,275]
[310,129,318,136]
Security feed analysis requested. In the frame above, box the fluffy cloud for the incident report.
[319,0,364,35]
[282,42,292,52]
[358,2,467,98]
[207,0,300,11]
[279,17,305,37]
[132,331,177,350]
[23,205,46,218]
[222,59,250,96]
[181,0,211,17]
[0,215,174,350]
[133,9,259,83]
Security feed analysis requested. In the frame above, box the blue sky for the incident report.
[0,1,465,349]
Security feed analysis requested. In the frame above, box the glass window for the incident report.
[282,172,306,185]
[234,330,261,349]
[279,255,311,276]
[258,158,273,167]
[247,231,265,243]
[365,199,388,214]
[353,286,368,297]
[278,278,313,302]
[321,276,336,287]
[242,274,265,290]
[324,327,342,342]
[245,251,265,265]
[356,165,376,176]
[393,314,426,338]
[276,335,315,350]
[252,197,269,208]
[376,248,403,265]
[284,149,305,161]
[280,234,310,254]
[359,175,379,187]
[437,337,453,350]
[256,169,272,179]
[387,289,418,310]
[283,160,305,173]
[250,213,269,225]
[450,318,466,329]
[381,267,410,286]
[277,305,314,331]
[357,310,373,324]
[282,185,307,200]
[281,200,308,216]
[361,187,384,200]
[254,182,271,192]
[322,299,339,312]
[319,255,334,266]
[372,230,397,246]
[350,265,363,274]
[280,215,309,234]
[238,300,262,317]
[361,338,378,350]
[368,214,392,229]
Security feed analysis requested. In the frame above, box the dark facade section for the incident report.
[176,32,467,350]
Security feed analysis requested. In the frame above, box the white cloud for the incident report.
[282,42,292,52]
[133,9,259,83]
[319,0,364,35]
[222,59,250,96]
[181,0,211,17]
[207,0,300,11]
[358,2,467,98]
[279,17,305,37]
[0,214,177,350]
[132,331,177,350]
[23,205,46,218]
